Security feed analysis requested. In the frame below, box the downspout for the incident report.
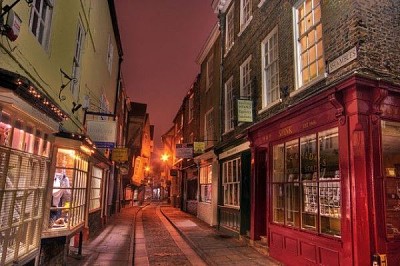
[218,10,225,143]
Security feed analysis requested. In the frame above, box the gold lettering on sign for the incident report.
[302,120,317,129]
[279,126,293,137]
[262,134,271,142]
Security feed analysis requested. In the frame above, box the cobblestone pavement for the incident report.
[160,206,282,266]
[134,203,206,266]
[67,206,139,266]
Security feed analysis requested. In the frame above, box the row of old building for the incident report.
[0,0,154,265]
[161,0,400,265]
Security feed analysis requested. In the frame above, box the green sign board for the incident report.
[237,99,253,123]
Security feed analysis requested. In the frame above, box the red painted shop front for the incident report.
[248,75,400,266]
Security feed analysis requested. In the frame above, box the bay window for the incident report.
[272,127,340,237]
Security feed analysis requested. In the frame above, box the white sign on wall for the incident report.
[328,46,357,74]
[87,120,117,148]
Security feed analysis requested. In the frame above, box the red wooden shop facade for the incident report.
[248,75,400,266]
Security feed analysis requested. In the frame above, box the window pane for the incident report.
[273,144,284,182]
[319,181,341,236]
[319,128,339,179]
[301,134,317,181]
[273,184,284,223]
[381,120,400,239]
[286,140,299,182]
[285,183,300,227]
[302,182,317,231]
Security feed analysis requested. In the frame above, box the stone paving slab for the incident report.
[66,206,139,266]
[160,206,283,266]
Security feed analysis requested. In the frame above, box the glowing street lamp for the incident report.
[161,153,170,162]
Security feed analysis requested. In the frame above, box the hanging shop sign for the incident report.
[176,143,193,159]
[237,99,253,123]
[194,141,205,154]
[112,147,128,162]
[87,120,117,148]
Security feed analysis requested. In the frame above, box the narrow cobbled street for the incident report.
[134,203,206,265]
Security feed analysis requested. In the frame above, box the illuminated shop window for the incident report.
[272,128,340,237]
[0,112,50,265]
[89,166,102,211]
[381,120,400,240]
[48,148,88,231]
[222,157,241,207]
[199,164,212,203]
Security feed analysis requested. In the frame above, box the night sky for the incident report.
[115,0,217,149]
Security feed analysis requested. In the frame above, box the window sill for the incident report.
[258,98,281,115]
[291,73,327,97]
[238,16,253,37]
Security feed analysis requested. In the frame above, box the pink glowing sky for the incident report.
[115,1,217,148]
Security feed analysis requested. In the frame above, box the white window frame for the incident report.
[204,108,214,147]
[240,55,252,98]
[89,166,103,211]
[224,77,234,133]
[222,157,241,207]
[261,26,280,109]
[29,0,54,50]
[206,54,214,91]
[188,94,194,122]
[225,4,235,53]
[107,35,114,74]
[199,164,212,203]
[293,0,325,90]
[239,0,252,33]
[71,21,85,100]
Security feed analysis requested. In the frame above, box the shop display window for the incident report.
[200,164,212,203]
[89,166,103,211]
[48,148,88,232]
[272,127,341,237]
[0,112,51,265]
[222,158,241,207]
[381,120,400,240]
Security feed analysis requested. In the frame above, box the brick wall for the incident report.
[218,0,400,145]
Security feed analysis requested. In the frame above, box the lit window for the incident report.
[272,128,341,237]
[262,27,280,107]
[224,77,234,132]
[90,167,103,211]
[240,0,252,31]
[222,158,241,207]
[225,5,235,52]
[47,148,89,231]
[240,56,252,98]
[29,0,54,49]
[381,120,400,240]
[200,164,212,203]
[294,0,324,88]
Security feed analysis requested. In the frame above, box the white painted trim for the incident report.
[219,141,250,160]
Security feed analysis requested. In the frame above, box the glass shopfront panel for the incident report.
[89,166,102,211]
[48,148,88,231]
[272,127,340,237]
[0,111,51,265]
[381,120,400,240]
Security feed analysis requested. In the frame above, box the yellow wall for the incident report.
[0,0,119,133]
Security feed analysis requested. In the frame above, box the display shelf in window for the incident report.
[43,147,89,237]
